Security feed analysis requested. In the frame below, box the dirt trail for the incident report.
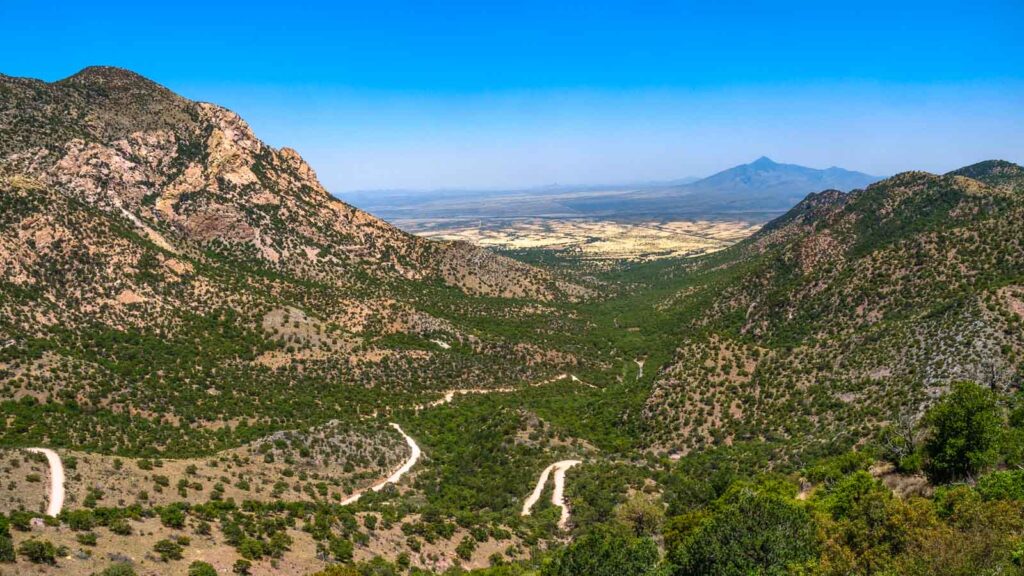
[521,460,582,530]
[26,448,65,516]
[341,423,421,505]
[416,373,581,409]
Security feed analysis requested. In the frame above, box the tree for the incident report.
[670,492,818,576]
[812,471,924,575]
[456,535,477,560]
[18,539,57,564]
[0,515,14,563]
[188,560,219,576]
[614,493,666,537]
[542,525,660,576]
[159,504,187,529]
[328,536,354,563]
[0,533,13,563]
[924,381,1003,482]
[153,538,184,561]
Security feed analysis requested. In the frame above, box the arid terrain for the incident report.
[3,66,1024,576]
[395,218,763,260]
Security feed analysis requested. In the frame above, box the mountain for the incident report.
[349,157,881,222]
[644,160,1024,456]
[0,67,579,302]
[4,66,1024,576]
[556,156,882,218]
[0,67,586,454]
[671,155,880,206]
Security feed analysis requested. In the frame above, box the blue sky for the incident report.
[2,0,1022,191]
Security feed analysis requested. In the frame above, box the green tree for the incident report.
[0,515,14,563]
[188,560,219,576]
[924,381,1003,482]
[614,493,666,537]
[670,492,818,576]
[18,539,57,564]
[153,538,184,561]
[542,526,660,576]
[328,536,354,563]
[233,558,252,575]
[456,535,477,560]
[0,533,13,563]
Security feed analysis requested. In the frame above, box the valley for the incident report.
[1,68,1024,576]
[392,218,763,261]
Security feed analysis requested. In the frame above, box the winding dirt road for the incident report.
[26,448,65,517]
[342,423,421,505]
[416,373,580,410]
[520,460,582,530]
[24,371,581,521]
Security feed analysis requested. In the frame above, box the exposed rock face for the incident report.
[0,66,578,300]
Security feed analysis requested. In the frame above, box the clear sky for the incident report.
[2,0,1022,192]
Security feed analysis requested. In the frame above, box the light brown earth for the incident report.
[395,218,762,260]
[6,513,525,575]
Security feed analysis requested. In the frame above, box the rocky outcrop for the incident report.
[0,66,579,300]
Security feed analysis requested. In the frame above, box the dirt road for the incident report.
[341,423,421,505]
[521,460,582,530]
[26,448,65,517]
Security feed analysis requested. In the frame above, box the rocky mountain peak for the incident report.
[0,67,582,302]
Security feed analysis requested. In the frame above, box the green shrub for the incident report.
[670,492,818,576]
[542,526,659,576]
[924,382,1003,483]
[153,538,184,561]
[18,539,57,564]
[976,469,1024,501]
[188,560,219,576]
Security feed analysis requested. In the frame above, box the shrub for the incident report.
[328,536,353,562]
[456,535,477,560]
[188,560,219,576]
[18,539,57,564]
[153,538,184,561]
[0,533,13,563]
[670,492,818,576]
[159,505,186,529]
[542,526,659,576]
[976,469,1024,501]
[95,563,138,576]
[109,517,133,535]
[924,382,1002,483]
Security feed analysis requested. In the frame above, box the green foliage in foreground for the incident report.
[669,491,818,575]
[542,526,661,576]
[923,381,1003,482]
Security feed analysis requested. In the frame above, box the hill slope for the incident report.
[0,67,586,455]
[644,161,1024,457]
[0,66,578,301]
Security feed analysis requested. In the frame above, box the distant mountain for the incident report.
[688,156,877,196]
[557,157,882,218]
[351,158,881,222]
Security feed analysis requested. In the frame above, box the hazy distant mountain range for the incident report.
[345,157,882,222]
